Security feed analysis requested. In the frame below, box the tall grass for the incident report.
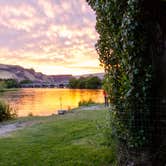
[0,101,17,122]
[78,99,96,106]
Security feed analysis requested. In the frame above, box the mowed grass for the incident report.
[0,109,114,166]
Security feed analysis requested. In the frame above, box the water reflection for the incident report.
[0,88,104,117]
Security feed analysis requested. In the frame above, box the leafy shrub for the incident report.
[28,112,33,117]
[0,101,17,122]
[78,99,96,106]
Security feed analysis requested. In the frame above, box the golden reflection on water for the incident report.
[0,88,104,117]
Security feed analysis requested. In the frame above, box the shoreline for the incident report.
[0,104,108,137]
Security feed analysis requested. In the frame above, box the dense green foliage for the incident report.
[68,76,102,89]
[87,0,152,146]
[0,79,19,89]
[5,79,19,88]
[87,0,166,164]
[19,79,32,84]
[0,109,115,165]
[0,101,17,122]
[0,80,6,91]
[0,79,34,90]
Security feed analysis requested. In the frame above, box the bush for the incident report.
[78,99,96,106]
[28,112,33,117]
[0,101,17,122]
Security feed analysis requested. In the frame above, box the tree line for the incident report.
[0,77,102,90]
[68,76,102,89]
[0,79,33,89]
[0,79,19,89]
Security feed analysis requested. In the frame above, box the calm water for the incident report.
[0,88,104,117]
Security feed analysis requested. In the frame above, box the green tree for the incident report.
[77,77,86,89]
[85,76,101,89]
[5,79,19,88]
[68,78,79,88]
[20,79,32,84]
[87,0,166,165]
[0,80,6,90]
[68,76,102,89]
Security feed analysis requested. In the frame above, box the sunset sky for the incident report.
[0,0,103,75]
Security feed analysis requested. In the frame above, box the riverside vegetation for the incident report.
[0,80,18,121]
[78,99,96,107]
[0,79,19,90]
[0,101,17,122]
[68,76,102,89]
[0,106,116,166]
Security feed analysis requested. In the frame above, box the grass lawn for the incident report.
[0,108,115,166]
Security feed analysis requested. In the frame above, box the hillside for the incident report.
[0,64,104,84]
[0,64,73,83]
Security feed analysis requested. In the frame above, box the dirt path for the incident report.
[0,104,109,137]
[0,121,35,137]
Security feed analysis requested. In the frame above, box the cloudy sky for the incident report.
[0,0,103,75]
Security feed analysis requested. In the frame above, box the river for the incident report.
[0,88,104,117]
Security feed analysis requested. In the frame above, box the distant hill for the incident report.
[0,64,104,83]
[0,64,73,83]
